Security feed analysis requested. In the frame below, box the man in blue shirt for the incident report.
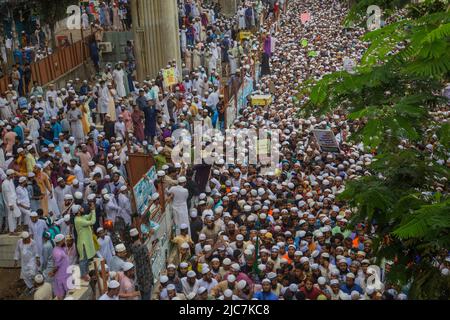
[254,279,278,300]
[51,117,62,140]
[97,134,110,157]
[340,273,363,295]
[12,119,24,144]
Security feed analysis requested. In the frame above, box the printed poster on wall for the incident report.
[237,79,254,112]
[163,67,177,87]
[133,166,157,215]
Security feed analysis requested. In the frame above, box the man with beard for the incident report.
[167,284,186,300]
[299,277,323,300]
[166,263,183,292]
[181,270,200,296]
[198,267,218,294]
[230,233,245,251]
[200,215,221,242]
[282,244,296,265]
[236,279,254,299]
[254,278,278,300]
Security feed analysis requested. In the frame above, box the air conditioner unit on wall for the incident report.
[98,42,113,53]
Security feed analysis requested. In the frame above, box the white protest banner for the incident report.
[312,129,340,153]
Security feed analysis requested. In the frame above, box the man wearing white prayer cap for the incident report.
[98,280,121,300]
[181,270,200,297]
[198,265,218,294]
[71,204,81,215]
[129,219,154,300]
[95,227,115,267]
[254,278,278,300]
[157,170,165,177]
[211,272,237,298]
[2,168,21,234]
[153,274,171,300]
[172,219,194,258]
[16,175,31,227]
[167,283,186,300]
[109,243,127,272]
[129,228,139,237]
[48,233,71,299]
[221,288,238,300]
[119,262,141,299]
[33,273,53,300]
[197,286,209,300]
[167,173,190,236]
[14,231,39,291]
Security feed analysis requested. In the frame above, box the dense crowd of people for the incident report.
[0,0,131,96]
[1,0,449,301]
[83,0,132,32]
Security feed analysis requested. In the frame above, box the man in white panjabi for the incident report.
[54,177,72,215]
[28,211,47,261]
[96,227,116,266]
[27,112,41,144]
[66,101,84,144]
[168,176,190,236]
[2,169,21,234]
[16,176,31,227]
[103,194,120,225]
[14,232,40,290]
[98,80,111,121]
[112,64,126,98]
[117,185,132,226]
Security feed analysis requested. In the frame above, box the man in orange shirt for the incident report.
[282,244,296,265]
[3,126,17,153]
[16,148,28,176]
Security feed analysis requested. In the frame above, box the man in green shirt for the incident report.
[74,202,96,281]
[332,217,351,238]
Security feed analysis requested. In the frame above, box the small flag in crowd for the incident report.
[301,12,311,24]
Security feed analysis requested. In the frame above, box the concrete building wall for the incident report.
[131,0,182,81]
[100,31,134,65]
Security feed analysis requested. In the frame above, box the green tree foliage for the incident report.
[299,0,450,299]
